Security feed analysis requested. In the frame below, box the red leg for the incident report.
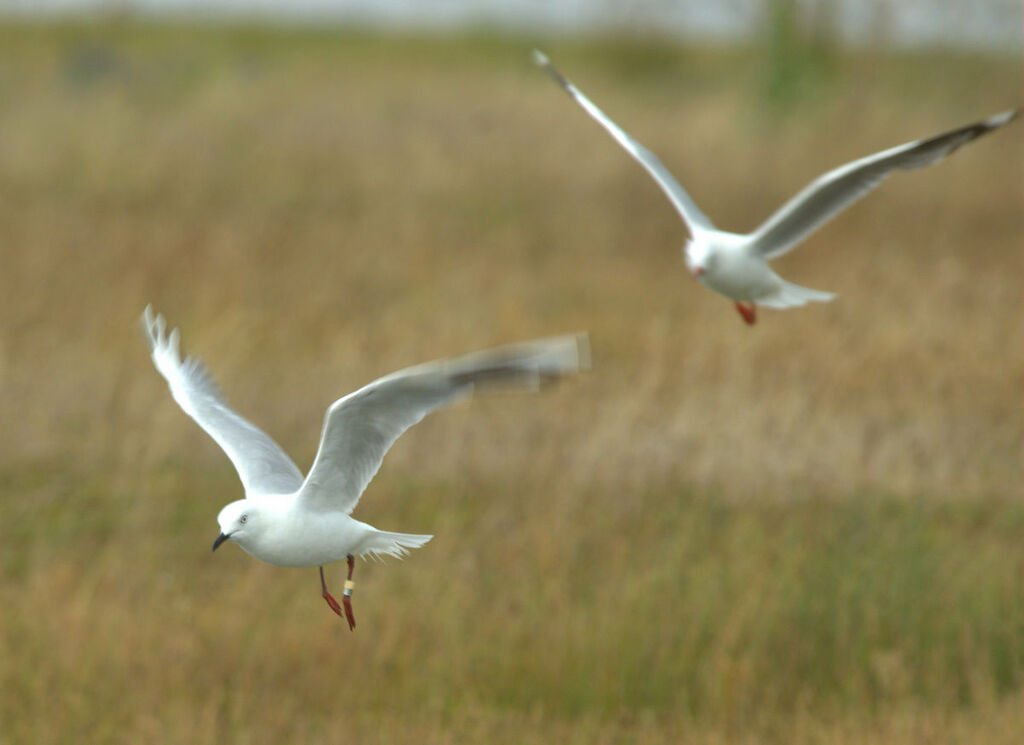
[341,554,356,632]
[319,560,357,631]
[320,566,345,618]
[734,301,757,325]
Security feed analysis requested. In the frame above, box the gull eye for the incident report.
[239,514,248,525]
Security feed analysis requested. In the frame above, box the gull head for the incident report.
[213,499,261,553]
[684,239,715,281]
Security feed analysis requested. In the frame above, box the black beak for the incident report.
[212,532,230,552]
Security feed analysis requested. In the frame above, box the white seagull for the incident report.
[142,306,588,630]
[533,50,1019,325]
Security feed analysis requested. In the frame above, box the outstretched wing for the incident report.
[750,109,1019,259]
[295,334,590,514]
[142,306,304,496]
[533,50,715,236]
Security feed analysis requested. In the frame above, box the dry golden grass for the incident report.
[0,23,1021,744]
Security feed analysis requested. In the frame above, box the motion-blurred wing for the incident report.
[533,50,714,236]
[750,109,1019,259]
[142,306,304,496]
[295,334,590,514]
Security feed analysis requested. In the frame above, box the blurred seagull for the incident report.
[142,306,588,630]
[533,50,1019,325]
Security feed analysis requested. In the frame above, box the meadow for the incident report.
[0,22,1021,744]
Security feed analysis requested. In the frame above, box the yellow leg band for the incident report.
[343,579,355,596]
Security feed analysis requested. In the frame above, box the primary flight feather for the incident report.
[143,306,589,629]
[534,50,1018,325]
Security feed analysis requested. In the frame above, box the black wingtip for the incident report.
[531,49,573,94]
[973,108,1020,134]
[911,106,1022,161]
[962,107,1021,148]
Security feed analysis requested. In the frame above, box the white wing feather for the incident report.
[750,109,1019,259]
[533,50,714,236]
[296,333,589,514]
[142,306,304,496]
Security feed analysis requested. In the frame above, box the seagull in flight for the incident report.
[533,50,1019,325]
[142,306,588,630]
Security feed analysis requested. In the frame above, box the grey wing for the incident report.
[295,333,590,514]
[750,109,1019,259]
[533,50,714,236]
[141,307,304,496]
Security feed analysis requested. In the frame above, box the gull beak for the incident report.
[691,267,705,279]
[212,532,231,552]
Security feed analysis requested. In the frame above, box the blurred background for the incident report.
[0,2,1021,743]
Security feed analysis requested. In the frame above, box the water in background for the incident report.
[6,0,1022,52]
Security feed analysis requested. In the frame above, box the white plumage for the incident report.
[142,306,588,625]
[534,50,1018,324]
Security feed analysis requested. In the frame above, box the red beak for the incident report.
[691,267,705,279]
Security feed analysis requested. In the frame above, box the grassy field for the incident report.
[0,22,1021,744]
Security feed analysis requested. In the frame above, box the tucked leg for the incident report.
[734,301,757,325]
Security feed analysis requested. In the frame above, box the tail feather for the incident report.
[758,280,836,309]
[356,530,433,560]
